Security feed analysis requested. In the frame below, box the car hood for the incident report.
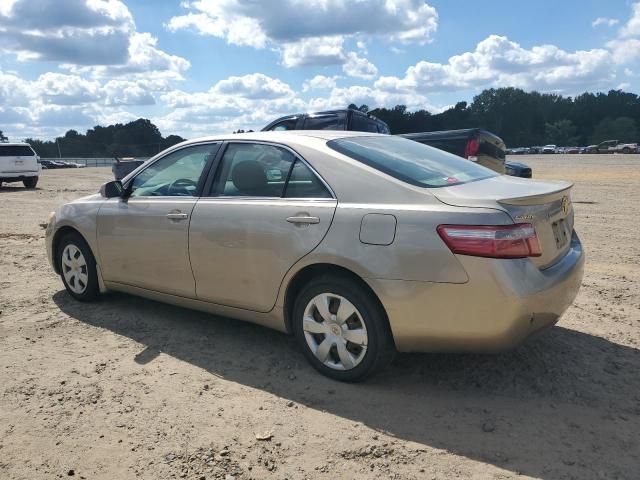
[69,193,104,204]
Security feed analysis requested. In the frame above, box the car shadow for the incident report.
[52,290,639,479]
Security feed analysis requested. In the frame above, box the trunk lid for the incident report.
[431,176,574,269]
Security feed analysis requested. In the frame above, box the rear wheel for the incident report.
[292,275,395,382]
[622,147,631,154]
[23,177,38,188]
[58,233,100,302]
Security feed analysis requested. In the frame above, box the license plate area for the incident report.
[552,219,569,249]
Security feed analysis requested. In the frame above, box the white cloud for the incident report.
[104,79,155,106]
[302,75,341,91]
[168,0,438,45]
[281,37,345,67]
[213,73,294,99]
[0,0,133,64]
[376,35,616,94]
[168,0,437,67]
[0,0,189,79]
[343,52,378,79]
[620,2,640,37]
[592,17,619,27]
[35,73,102,106]
[307,85,438,112]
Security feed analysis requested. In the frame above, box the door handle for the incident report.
[166,211,189,220]
[286,216,320,225]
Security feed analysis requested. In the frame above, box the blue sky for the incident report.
[1,0,640,140]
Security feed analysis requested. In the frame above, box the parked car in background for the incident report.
[112,157,145,180]
[0,142,40,188]
[263,109,391,134]
[586,140,638,154]
[46,131,584,381]
[542,145,557,154]
[40,160,63,169]
[565,146,580,154]
[402,129,507,174]
[264,109,531,178]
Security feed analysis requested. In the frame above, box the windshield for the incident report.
[327,136,497,187]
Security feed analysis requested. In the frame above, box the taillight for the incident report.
[464,138,479,159]
[437,223,542,259]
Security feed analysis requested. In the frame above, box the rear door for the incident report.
[189,141,337,312]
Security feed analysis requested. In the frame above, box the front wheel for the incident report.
[23,177,38,188]
[58,233,100,302]
[292,275,395,382]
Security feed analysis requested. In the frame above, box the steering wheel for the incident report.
[167,178,198,196]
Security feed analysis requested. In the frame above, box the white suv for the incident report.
[0,143,41,188]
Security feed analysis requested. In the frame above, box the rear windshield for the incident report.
[327,136,497,187]
[0,145,35,157]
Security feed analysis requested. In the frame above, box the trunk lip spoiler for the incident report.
[497,181,573,206]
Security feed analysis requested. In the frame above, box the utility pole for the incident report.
[56,138,62,159]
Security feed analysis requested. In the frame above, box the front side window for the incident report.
[129,143,218,197]
[328,136,497,188]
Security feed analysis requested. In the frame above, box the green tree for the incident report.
[591,117,638,143]
[0,130,7,142]
[544,120,579,146]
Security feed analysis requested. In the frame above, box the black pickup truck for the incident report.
[401,129,532,178]
[262,109,532,178]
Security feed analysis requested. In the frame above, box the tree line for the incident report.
[2,119,185,158]
[362,87,639,147]
[1,87,639,155]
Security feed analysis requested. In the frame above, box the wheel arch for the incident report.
[283,263,392,341]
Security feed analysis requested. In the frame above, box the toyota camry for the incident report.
[46,131,584,381]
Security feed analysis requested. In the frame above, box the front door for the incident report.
[189,142,337,312]
[97,143,219,297]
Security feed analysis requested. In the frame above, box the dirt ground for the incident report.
[1,155,639,480]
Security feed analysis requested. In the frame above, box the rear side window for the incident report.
[284,161,332,198]
[214,143,296,197]
[328,136,497,188]
[303,113,346,130]
[0,145,35,156]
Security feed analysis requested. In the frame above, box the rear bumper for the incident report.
[367,232,585,353]
[1,170,39,180]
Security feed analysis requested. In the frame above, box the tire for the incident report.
[57,232,100,302]
[292,274,395,382]
[622,147,631,154]
[23,177,38,188]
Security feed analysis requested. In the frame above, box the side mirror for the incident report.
[100,180,124,198]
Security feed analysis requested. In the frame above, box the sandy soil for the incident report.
[1,155,639,480]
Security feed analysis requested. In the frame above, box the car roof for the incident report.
[180,130,384,146]
[0,142,33,147]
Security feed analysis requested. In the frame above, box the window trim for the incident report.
[122,141,222,199]
[202,140,335,200]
